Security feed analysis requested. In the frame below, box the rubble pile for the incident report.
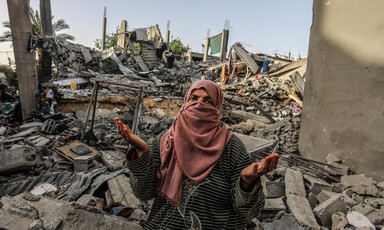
[3,27,380,229]
[250,151,384,230]
[217,57,306,153]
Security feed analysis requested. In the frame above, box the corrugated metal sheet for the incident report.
[0,167,129,201]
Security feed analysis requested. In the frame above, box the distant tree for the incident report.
[0,65,18,88]
[94,33,117,50]
[169,37,189,60]
[0,8,75,42]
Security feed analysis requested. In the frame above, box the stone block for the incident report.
[347,211,375,229]
[231,110,271,124]
[0,193,142,230]
[260,214,305,230]
[285,168,306,197]
[364,197,384,208]
[19,122,43,131]
[366,207,384,225]
[81,47,92,63]
[313,194,347,228]
[340,174,376,188]
[331,212,347,230]
[376,181,384,191]
[308,192,318,209]
[0,146,38,174]
[286,194,320,229]
[264,197,286,211]
[352,203,375,216]
[317,190,338,204]
[73,155,94,172]
[351,184,380,197]
[107,174,144,220]
[343,188,353,197]
[352,193,364,205]
[304,174,333,195]
[265,181,285,198]
[100,150,126,171]
[326,153,341,163]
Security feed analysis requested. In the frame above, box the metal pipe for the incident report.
[80,83,97,140]
[89,82,100,131]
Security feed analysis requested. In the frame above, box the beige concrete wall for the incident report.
[299,0,384,181]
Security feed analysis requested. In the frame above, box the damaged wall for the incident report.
[299,0,384,181]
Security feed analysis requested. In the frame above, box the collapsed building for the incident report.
[1,15,383,230]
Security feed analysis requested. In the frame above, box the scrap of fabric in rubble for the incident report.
[209,33,222,54]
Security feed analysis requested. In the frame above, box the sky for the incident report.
[0,0,313,65]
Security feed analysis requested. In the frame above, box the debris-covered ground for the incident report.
[1,30,383,230]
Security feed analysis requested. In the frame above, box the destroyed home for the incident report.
[0,0,383,230]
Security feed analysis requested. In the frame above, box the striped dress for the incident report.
[126,133,265,230]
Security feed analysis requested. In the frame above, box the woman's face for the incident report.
[187,89,214,107]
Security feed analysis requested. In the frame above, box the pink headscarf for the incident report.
[157,80,233,206]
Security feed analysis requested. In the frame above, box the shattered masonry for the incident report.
[1,27,383,230]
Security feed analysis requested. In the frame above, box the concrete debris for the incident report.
[331,212,348,230]
[347,211,375,229]
[313,194,347,228]
[0,32,383,230]
[260,214,305,230]
[0,193,142,230]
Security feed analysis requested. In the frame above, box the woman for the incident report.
[115,80,279,229]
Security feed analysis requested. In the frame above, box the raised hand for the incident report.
[240,153,280,191]
[114,117,149,158]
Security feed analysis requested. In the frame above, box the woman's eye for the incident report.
[206,100,213,105]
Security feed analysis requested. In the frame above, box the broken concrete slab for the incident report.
[0,146,38,174]
[340,174,376,188]
[364,197,384,208]
[317,190,338,204]
[234,132,274,156]
[325,152,341,164]
[347,211,375,229]
[303,174,332,195]
[107,174,144,220]
[264,197,286,211]
[308,192,318,209]
[265,181,285,198]
[19,122,44,131]
[331,212,347,230]
[366,207,384,225]
[284,170,320,228]
[352,203,375,216]
[81,47,92,64]
[376,181,384,191]
[7,127,39,139]
[231,110,271,124]
[73,155,95,172]
[313,194,347,228]
[260,214,305,230]
[286,194,320,229]
[285,168,306,197]
[76,194,103,210]
[0,193,142,230]
[351,184,381,197]
[100,149,126,171]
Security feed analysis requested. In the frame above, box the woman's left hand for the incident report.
[240,153,280,191]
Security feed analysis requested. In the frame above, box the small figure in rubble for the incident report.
[115,80,279,230]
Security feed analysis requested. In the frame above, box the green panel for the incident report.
[209,33,222,54]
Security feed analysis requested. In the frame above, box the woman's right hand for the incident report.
[114,117,149,158]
